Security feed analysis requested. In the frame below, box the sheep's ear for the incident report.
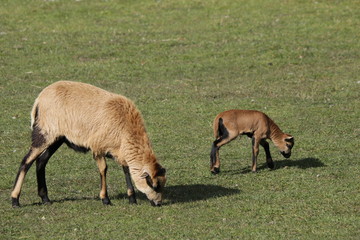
[285,136,294,143]
[157,167,166,177]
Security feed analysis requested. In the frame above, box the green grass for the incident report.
[1,0,359,239]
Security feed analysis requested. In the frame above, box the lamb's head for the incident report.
[279,134,294,158]
[136,163,166,206]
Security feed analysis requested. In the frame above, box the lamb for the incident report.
[11,81,166,207]
[210,109,294,174]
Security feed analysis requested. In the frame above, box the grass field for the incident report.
[1,0,359,239]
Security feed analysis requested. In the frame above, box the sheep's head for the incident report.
[136,164,166,206]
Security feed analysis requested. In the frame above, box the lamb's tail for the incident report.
[210,117,228,171]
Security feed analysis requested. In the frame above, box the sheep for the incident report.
[210,109,294,174]
[11,81,166,207]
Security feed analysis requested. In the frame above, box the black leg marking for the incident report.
[64,138,90,153]
[123,166,137,204]
[210,141,221,174]
[31,125,46,148]
[36,139,64,204]
[210,118,230,174]
[210,142,219,166]
[260,140,274,169]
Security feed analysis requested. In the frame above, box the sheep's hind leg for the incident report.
[36,139,64,205]
[122,166,137,204]
[11,146,48,207]
[94,155,111,205]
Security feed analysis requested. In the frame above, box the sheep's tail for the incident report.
[30,98,40,130]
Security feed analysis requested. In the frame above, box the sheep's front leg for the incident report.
[94,155,111,205]
[122,166,137,204]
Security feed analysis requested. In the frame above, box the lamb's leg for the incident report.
[94,155,111,205]
[122,166,137,204]
[210,134,238,174]
[210,140,221,174]
[251,137,261,172]
[260,139,274,169]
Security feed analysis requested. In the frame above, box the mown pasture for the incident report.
[0,0,359,239]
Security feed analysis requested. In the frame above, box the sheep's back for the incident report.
[33,81,140,149]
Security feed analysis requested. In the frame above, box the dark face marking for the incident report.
[145,175,153,189]
[144,167,166,193]
[281,151,291,158]
[157,167,166,177]
[281,136,294,158]
[285,137,294,149]
[145,175,163,193]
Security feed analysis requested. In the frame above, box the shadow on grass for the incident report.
[164,184,240,205]
[21,184,240,207]
[20,196,98,207]
[223,157,325,175]
[274,157,325,169]
[113,184,241,205]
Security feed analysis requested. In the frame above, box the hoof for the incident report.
[12,198,20,208]
[102,198,112,206]
[129,196,137,204]
[211,167,220,175]
[41,196,52,205]
[150,201,161,207]
[267,162,275,169]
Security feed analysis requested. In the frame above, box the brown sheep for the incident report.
[210,109,294,174]
[11,81,166,207]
